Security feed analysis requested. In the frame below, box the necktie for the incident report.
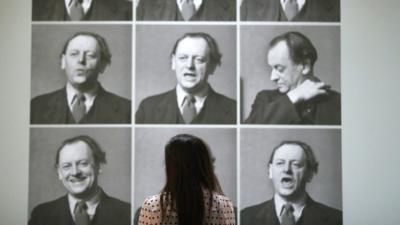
[74,201,89,225]
[281,203,295,225]
[181,0,196,21]
[69,0,84,21]
[72,93,86,123]
[182,95,196,123]
[284,0,299,21]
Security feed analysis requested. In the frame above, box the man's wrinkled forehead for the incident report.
[64,34,100,52]
[174,36,210,54]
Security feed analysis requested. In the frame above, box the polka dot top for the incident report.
[138,191,235,225]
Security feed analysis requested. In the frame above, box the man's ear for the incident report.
[171,55,176,70]
[301,59,311,75]
[61,55,66,70]
[268,164,273,179]
[207,63,217,76]
[56,167,63,180]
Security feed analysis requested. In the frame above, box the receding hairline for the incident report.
[270,143,306,161]
[64,34,101,51]
[173,36,211,54]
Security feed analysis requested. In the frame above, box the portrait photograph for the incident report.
[241,25,341,125]
[32,0,133,21]
[30,24,132,124]
[136,0,236,21]
[135,25,237,124]
[28,127,131,225]
[240,128,342,225]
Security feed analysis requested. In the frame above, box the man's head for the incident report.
[268,141,319,201]
[171,32,222,94]
[61,32,112,91]
[267,32,318,93]
[55,135,106,199]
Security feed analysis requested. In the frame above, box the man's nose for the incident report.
[185,58,195,69]
[70,164,81,175]
[283,162,292,173]
[270,70,279,81]
[78,53,86,64]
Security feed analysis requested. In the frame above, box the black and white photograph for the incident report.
[240,0,340,22]
[135,25,237,124]
[136,0,236,21]
[134,127,237,224]
[28,127,132,225]
[241,25,341,125]
[240,128,342,225]
[32,0,133,21]
[30,24,132,124]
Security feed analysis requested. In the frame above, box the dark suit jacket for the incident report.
[136,0,235,21]
[28,192,130,225]
[245,89,341,125]
[241,0,340,21]
[241,197,342,225]
[31,85,131,124]
[136,87,236,124]
[32,0,132,21]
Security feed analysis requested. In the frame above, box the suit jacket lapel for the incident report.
[45,0,66,20]
[254,200,280,225]
[157,0,177,21]
[156,89,179,123]
[42,88,68,123]
[256,0,280,21]
[54,195,74,225]
[90,0,117,20]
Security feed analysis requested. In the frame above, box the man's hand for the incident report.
[287,80,330,104]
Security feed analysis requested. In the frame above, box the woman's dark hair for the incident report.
[160,134,223,225]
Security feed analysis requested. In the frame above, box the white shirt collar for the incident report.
[176,0,203,11]
[274,193,307,222]
[176,84,209,114]
[66,82,98,113]
[280,0,306,12]
[65,0,93,14]
[68,188,102,220]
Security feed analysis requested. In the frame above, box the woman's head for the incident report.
[164,134,219,192]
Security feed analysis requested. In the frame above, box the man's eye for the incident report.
[275,66,284,72]
[86,53,97,59]
[69,52,79,56]
[195,57,206,63]
[61,164,71,170]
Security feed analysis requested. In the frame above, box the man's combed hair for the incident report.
[268,140,319,175]
[60,32,112,67]
[160,134,223,225]
[55,135,107,168]
[171,32,222,67]
[269,31,318,68]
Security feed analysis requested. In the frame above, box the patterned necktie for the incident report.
[281,203,295,225]
[182,95,196,123]
[69,0,84,21]
[284,0,299,21]
[181,0,196,21]
[72,93,86,123]
[74,201,89,225]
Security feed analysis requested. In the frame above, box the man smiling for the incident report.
[30,32,131,124]
[241,140,342,225]
[28,135,130,225]
[135,32,236,124]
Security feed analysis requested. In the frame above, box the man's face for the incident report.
[171,37,215,94]
[57,141,99,199]
[267,41,307,93]
[269,144,311,200]
[61,35,105,89]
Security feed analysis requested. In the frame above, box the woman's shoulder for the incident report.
[141,194,162,212]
